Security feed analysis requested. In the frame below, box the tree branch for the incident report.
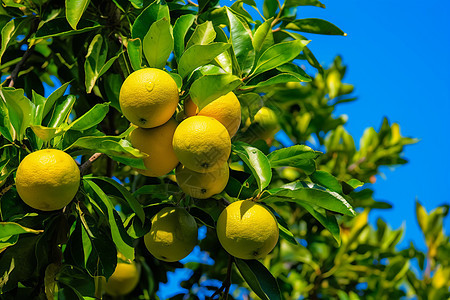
[8,45,35,87]
[210,255,233,299]
[79,153,103,175]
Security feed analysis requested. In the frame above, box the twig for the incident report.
[8,45,35,87]
[0,184,13,198]
[209,255,233,299]
[79,153,103,175]
[187,0,198,6]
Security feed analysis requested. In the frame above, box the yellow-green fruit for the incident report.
[175,163,229,199]
[216,200,279,260]
[15,149,80,211]
[129,119,179,177]
[173,116,231,173]
[184,92,241,137]
[104,262,140,296]
[144,207,197,262]
[119,68,179,128]
[246,107,279,140]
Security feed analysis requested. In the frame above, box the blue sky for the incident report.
[293,0,450,250]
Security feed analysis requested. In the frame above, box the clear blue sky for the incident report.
[293,0,450,250]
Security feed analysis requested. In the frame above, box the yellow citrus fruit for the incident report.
[216,200,279,260]
[129,119,179,177]
[175,163,229,199]
[119,68,179,128]
[144,207,197,262]
[15,149,80,211]
[104,261,140,296]
[172,116,231,173]
[184,92,241,137]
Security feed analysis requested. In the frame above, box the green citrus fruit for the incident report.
[104,261,140,296]
[144,207,197,262]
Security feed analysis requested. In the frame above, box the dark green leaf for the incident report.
[178,42,231,78]
[235,258,282,300]
[173,14,196,62]
[190,73,241,110]
[88,176,145,223]
[252,39,309,76]
[226,8,255,75]
[276,62,312,81]
[264,206,298,245]
[103,74,122,112]
[267,182,356,216]
[127,38,143,71]
[285,0,325,8]
[310,170,342,194]
[263,0,278,19]
[67,103,109,131]
[143,18,173,69]
[84,180,135,260]
[65,0,90,30]
[284,18,346,36]
[34,18,101,39]
[131,0,169,40]
[267,145,320,174]
[298,202,340,245]
[232,141,272,192]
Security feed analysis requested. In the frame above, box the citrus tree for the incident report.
[0,0,449,299]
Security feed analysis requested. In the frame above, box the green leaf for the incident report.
[264,206,298,245]
[186,21,216,49]
[127,38,143,71]
[67,136,145,159]
[252,39,310,76]
[67,103,109,131]
[43,81,71,118]
[226,8,255,75]
[143,18,173,69]
[84,180,135,260]
[253,18,274,59]
[173,14,196,62]
[235,258,282,300]
[46,95,76,128]
[0,95,15,142]
[178,42,231,78]
[131,0,169,40]
[0,87,34,142]
[276,63,312,81]
[30,125,63,142]
[168,72,182,90]
[302,46,324,74]
[268,181,356,216]
[85,35,121,93]
[232,141,272,192]
[310,170,343,194]
[285,0,325,8]
[267,145,320,174]
[0,17,31,63]
[0,222,43,240]
[190,73,241,110]
[34,18,101,39]
[263,0,278,19]
[65,0,90,30]
[284,18,346,36]
[0,235,18,251]
[103,74,122,112]
[242,72,307,89]
[87,176,145,223]
[416,201,428,233]
[298,202,341,245]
